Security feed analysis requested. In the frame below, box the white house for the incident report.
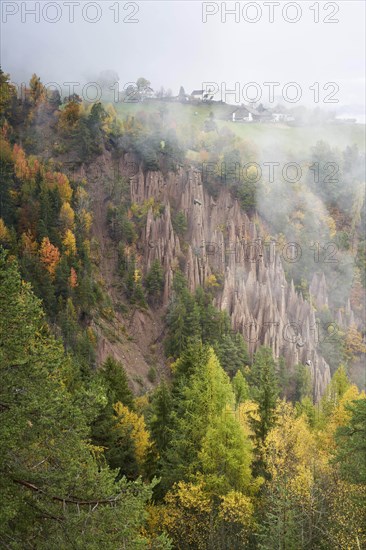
[272,113,295,123]
[190,89,215,101]
[232,107,253,122]
[191,90,204,101]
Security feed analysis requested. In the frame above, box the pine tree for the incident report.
[145,258,164,305]
[172,269,187,294]
[59,296,78,349]
[172,210,187,236]
[165,296,187,359]
[125,261,147,308]
[195,286,229,344]
[181,291,201,343]
[249,346,279,442]
[91,357,140,480]
[213,333,249,377]
[54,254,70,302]
[99,356,135,410]
[178,86,186,100]
[150,379,173,455]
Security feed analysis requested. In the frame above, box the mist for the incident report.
[1,1,365,117]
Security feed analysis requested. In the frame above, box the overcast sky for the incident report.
[1,1,365,110]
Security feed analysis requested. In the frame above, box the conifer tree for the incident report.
[162,344,252,494]
[99,356,135,410]
[249,346,279,442]
[149,379,173,455]
[145,258,164,305]
[0,248,170,548]
[213,333,249,377]
[0,69,17,123]
[232,370,250,408]
[91,357,138,479]
[181,291,201,343]
[335,397,366,486]
[165,296,186,358]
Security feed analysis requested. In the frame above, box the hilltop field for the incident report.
[113,100,365,153]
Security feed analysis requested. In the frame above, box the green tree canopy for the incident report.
[0,248,170,548]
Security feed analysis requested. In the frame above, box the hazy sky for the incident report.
[1,1,365,109]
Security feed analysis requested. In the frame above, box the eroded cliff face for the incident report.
[124,158,331,402]
[75,149,333,400]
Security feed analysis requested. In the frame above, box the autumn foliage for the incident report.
[39,237,60,276]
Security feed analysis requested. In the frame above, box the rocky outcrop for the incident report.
[125,160,331,401]
[310,272,359,332]
[336,298,357,329]
[310,272,328,310]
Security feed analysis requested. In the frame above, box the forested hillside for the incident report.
[1,70,365,549]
